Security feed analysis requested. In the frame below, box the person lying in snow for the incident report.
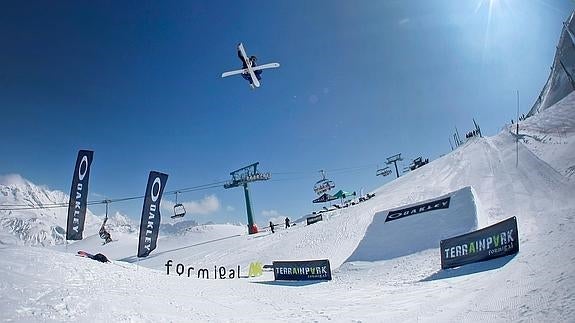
[77,251,110,263]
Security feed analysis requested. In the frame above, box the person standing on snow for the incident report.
[285,217,290,228]
[269,221,275,233]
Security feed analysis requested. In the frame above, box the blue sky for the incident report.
[1,0,573,226]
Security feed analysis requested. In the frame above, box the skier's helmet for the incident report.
[250,55,257,62]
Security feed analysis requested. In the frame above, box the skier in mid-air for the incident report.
[237,49,262,88]
[221,43,279,89]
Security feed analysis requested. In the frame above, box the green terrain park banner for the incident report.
[440,217,519,269]
[273,259,332,281]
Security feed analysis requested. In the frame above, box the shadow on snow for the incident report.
[118,234,242,263]
[420,254,517,282]
[252,280,327,287]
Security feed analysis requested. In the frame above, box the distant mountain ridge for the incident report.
[0,174,135,246]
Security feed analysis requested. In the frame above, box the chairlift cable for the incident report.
[1,160,411,212]
[0,181,226,211]
[105,200,108,221]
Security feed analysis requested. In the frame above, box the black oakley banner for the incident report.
[273,259,332,281]
[66,150,94,240]
[386,196,450,222]
[313,193,336,203]
[137,171,168,258]
[306,214,323,225]
[440,217,519,269]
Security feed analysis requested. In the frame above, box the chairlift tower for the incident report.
[386,153,403,178]
[224,162,271,234]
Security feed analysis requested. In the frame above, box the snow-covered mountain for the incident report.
[159,219,199,235]
[0,174,136,246]
[529,11,575,116]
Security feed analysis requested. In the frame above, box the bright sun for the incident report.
[475,0,503,60]
[475,0,500,16]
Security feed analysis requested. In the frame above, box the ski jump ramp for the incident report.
[347,186,482,262]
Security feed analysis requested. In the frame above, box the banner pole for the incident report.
[516,90,519,168]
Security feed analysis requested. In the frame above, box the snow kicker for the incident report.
[346,186,482,262]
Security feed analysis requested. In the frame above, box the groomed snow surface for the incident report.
[1,92,575,321]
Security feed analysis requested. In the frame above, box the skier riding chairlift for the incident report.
[99,200,113,244]
[237,49,262,87]
[313,170,335,195]
[99,218,112,244]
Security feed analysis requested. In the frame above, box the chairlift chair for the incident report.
[99,200,112,244]
[313,170,336,195]
[376,166,392,177]
[171,191,186,219]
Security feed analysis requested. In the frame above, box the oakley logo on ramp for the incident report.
[386,197,450,222]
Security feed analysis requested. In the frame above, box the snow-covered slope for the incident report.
[520,91,575,179]
[0,174,136,246]
[348,186,482,262]
[528,11,575,116]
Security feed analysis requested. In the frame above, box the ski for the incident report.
[237,43,260,88]
[221,63,280,78]
[76,250,94,258]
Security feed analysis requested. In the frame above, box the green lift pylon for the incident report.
[224,162,271,234]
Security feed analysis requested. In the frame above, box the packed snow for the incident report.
[348,186,482,262]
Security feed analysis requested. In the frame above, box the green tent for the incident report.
[332,190,356,199]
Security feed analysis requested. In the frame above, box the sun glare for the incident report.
[475,0,503,63]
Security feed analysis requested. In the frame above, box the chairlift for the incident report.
[409,156,429,171]
[376,166,392,177]
[99,200,112,244]
[313,170,336,195]
[171,191,186,219]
